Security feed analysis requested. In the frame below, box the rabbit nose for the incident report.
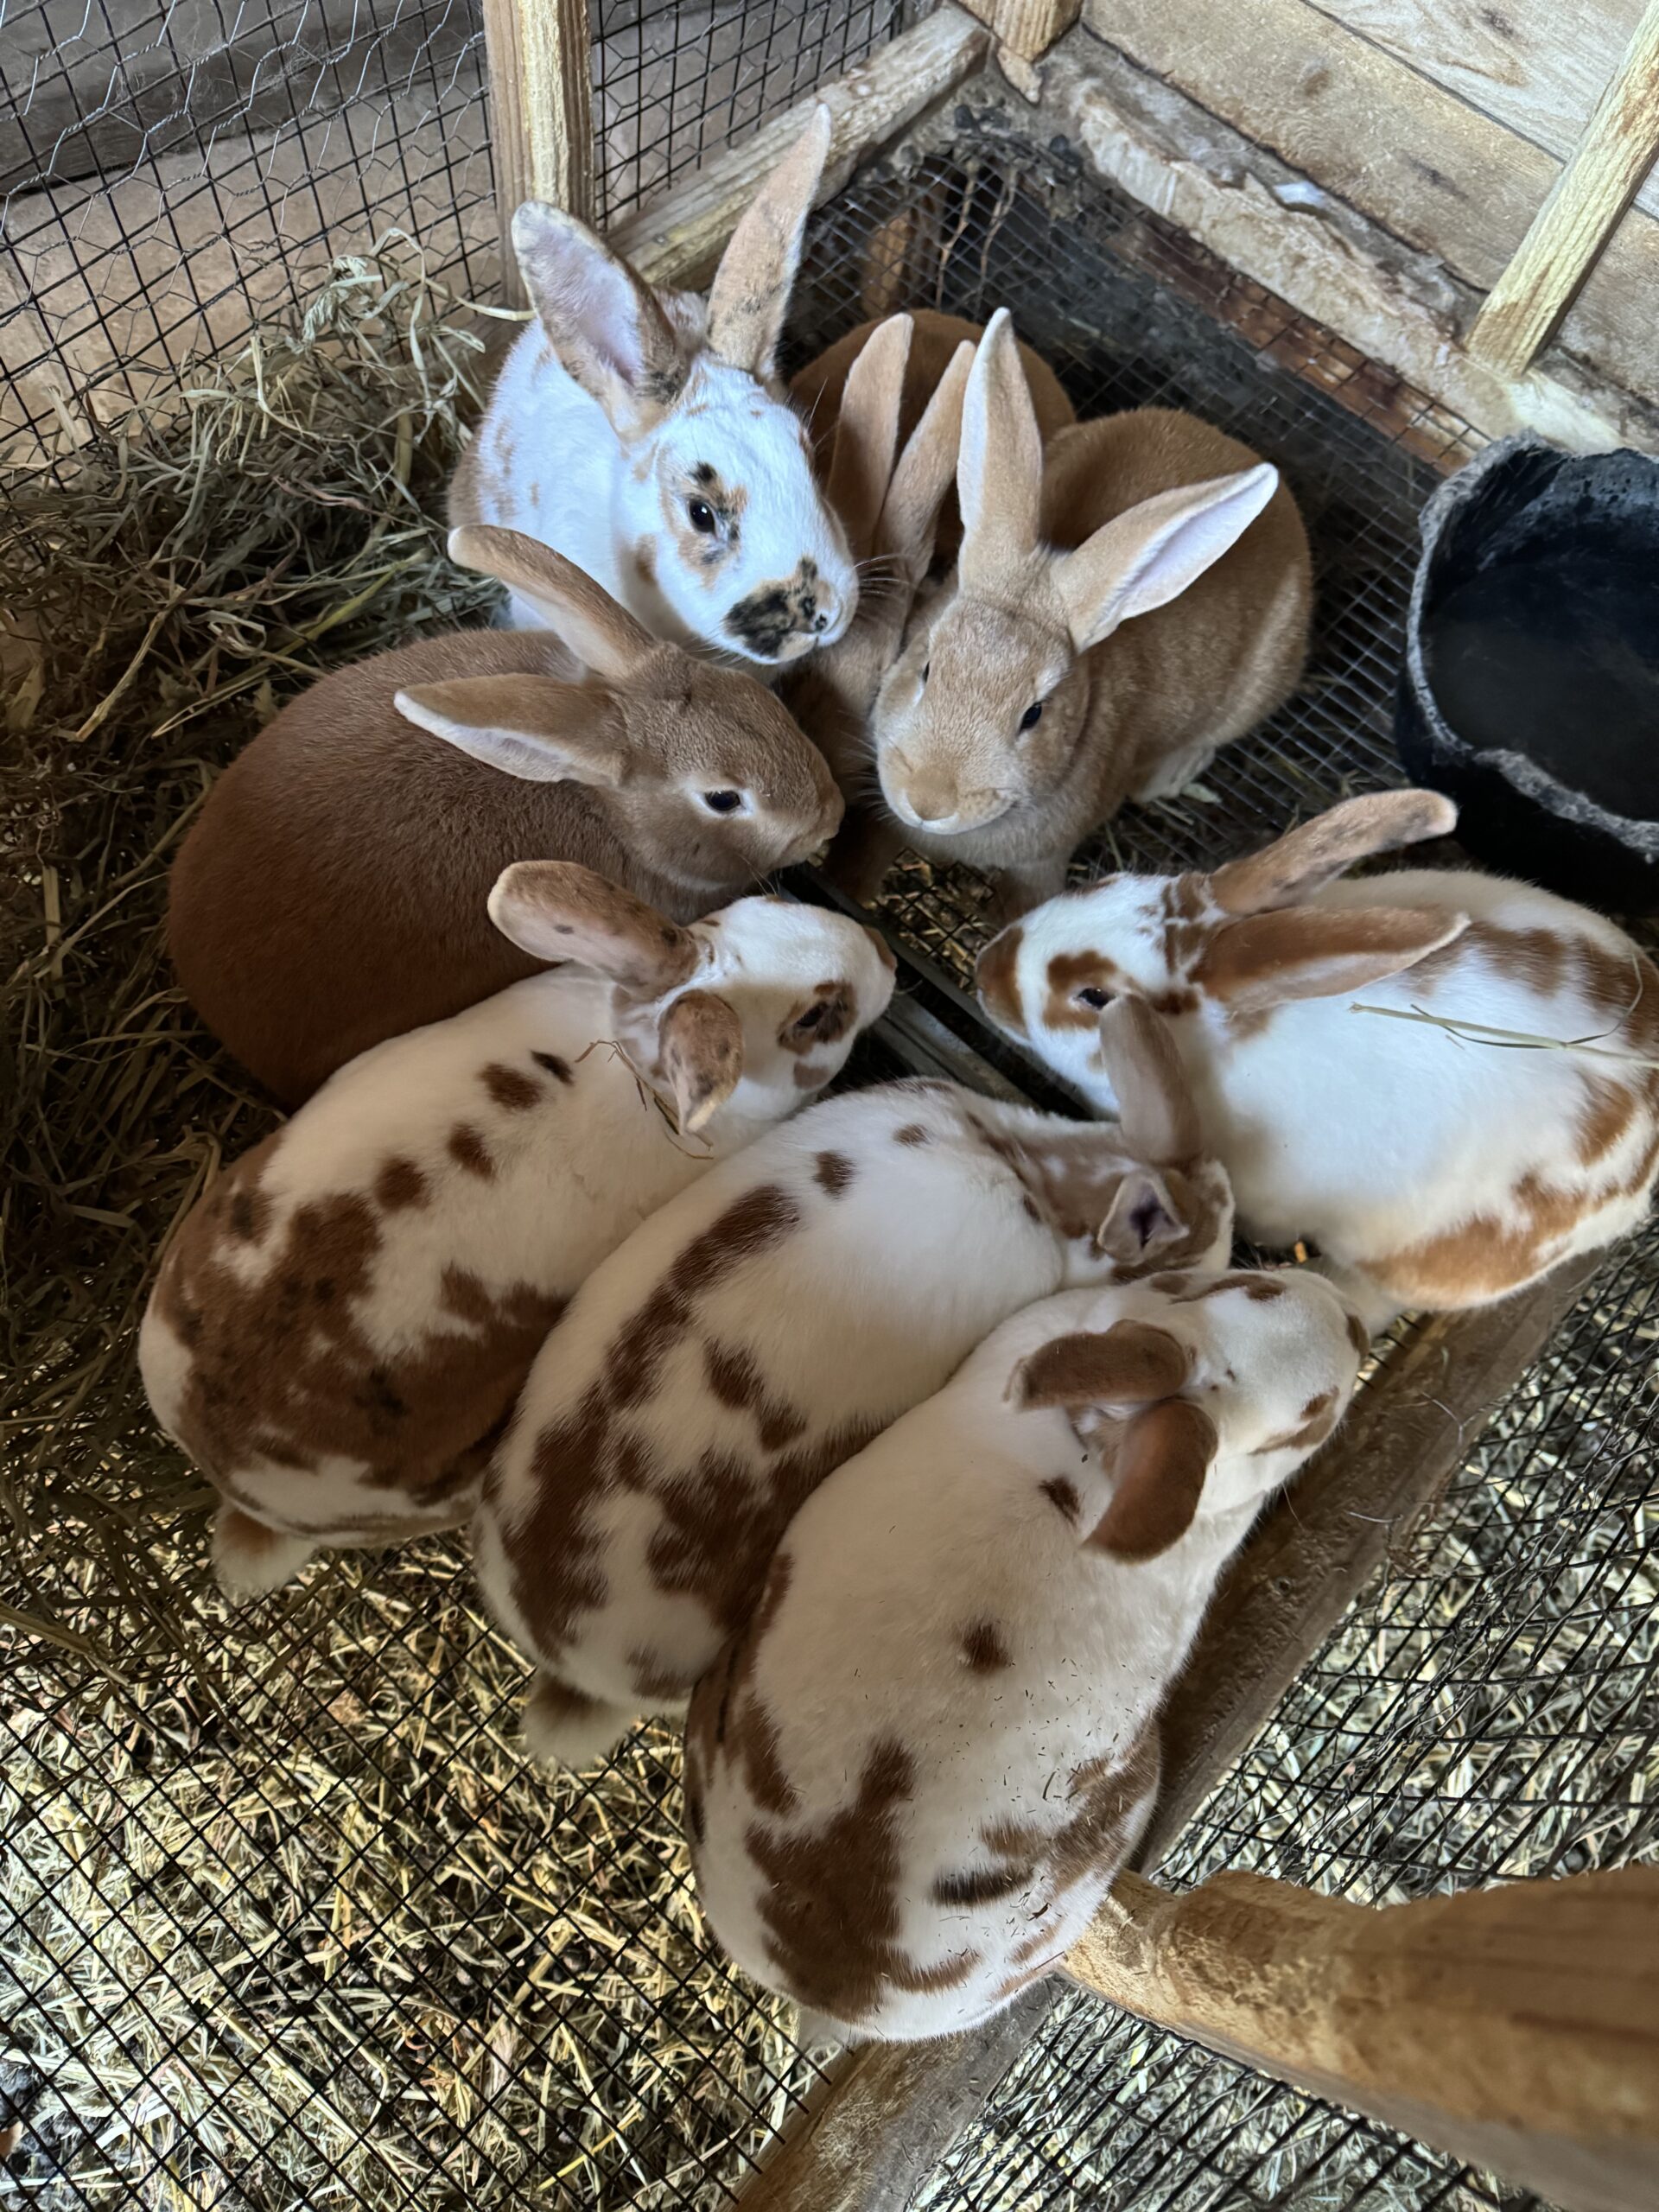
[908,781,959,825]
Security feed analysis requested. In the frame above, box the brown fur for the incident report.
[168,620,841,1105]
[1192,906,1468,1013]
[156,1131,566,1526]
[1089,1399,1217,1560]
[1208,791,1457,915]
[791,310,1076,562]
[1014,1321,1192,1412]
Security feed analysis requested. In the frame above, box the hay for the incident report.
[1,244,812,2208]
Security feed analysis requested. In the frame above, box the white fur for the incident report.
[992,861,1659,1321]
[688,1268,1364,2043]
[139,896,893,1590]
[473,1077,1235,1764]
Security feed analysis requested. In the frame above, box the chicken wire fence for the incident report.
[0,0,912,472]
[3,38,1656,2212]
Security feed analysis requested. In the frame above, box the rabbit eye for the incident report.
[794,1003,827,1032]
[1074,985,1111,1010]
[702,788,745,815]
[687,498,719,535]
[920,661,931,683]
[1020,701,1044,731]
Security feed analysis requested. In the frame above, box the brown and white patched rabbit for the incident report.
[871,310,1313,916]
[472,999,1234,1772]
[168,527,843,1105]
[977,790,1659,1323]
[450,108,857,664]
[686,1264,1365,2045]
[140,867,893,1599]
[791,308,1076,563]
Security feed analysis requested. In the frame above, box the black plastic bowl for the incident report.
[1395,434,1659,914]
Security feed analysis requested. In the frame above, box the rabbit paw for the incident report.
[213,1506,316,1603]
[522,1675,637,1772]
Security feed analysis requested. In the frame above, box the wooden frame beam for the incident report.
[1470,0,1659,377]
[482,0,595,307]
[957,0,1083,64]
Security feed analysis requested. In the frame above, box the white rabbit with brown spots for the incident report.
[139,868,893,1600]
[451,109,857,665]
[871,310,1312,916]
[473,998,1234,1770]
[976,790,1659,1323]
[686,1263,1366,2045]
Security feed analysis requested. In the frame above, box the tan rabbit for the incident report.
[871,310,1313,917]
[168,529,843,1107]
[780,314,971,894]
[791,309,1075,562]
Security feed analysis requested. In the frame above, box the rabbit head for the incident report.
[872,309,1279,837]
[397,528,845,898]
[785,313,972,793]
[487,864,895,1131]
[510,109,857,667]
[975,790,1466,1096]
[1009,1265,1365,1557]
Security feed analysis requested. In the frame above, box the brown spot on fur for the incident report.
[976,925,1026,1034]
[894,1123,931,1147]
[779,981,855,1052]
[1411,919,1568,1000]
[229,1188,270,1243]
[747,1737,979,2024]
[154,1136,565,1520]
[1040,1475,1082,1523]
[794,1061,831,1089]
[931,1862,1030,1909]
[1043,950,1119,1031]
[532,1051,575,1085]
[814,1150,855,1197]
[1575,1074,1637,1166]
[483,1062,541,1111]
[375,1158,429,1212]
[448,1123,495,1179]
[628,1649,686,1701]
[961,1620,1014,1673]
[1252,1387,1339,1456]
[1166,1271,1287,1302]
[724,559,825,659]
[1363,1169,1597,1306]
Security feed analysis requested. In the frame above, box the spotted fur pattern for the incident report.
[474,1078,1235,1764]
[686,1266,1364,2042]
[140,893,893,1597]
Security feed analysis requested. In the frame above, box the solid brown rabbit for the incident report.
[168,529,843,1105]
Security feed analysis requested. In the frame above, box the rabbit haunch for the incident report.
[140,868,893,1600]
[167,528,842,1107]
[685,1266,1366,2044]
[871,310,1312,916]
[451,109,856,666]
[472,999,1234,1772]
[978,790,1659,1319]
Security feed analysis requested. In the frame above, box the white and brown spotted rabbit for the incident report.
[978,790,1659,1323]
[871,310,1313,915]
[140,868,893,1599]
[473,998,1234,1770]
[687,1263,1366,2044]
[451,109,857,664]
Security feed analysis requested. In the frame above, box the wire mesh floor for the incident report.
[5,106,1657,2212]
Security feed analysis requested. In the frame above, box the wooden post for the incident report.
[482,0,595,308]
[1066,1866,1659,2212]
[957,0,1081,63]
[1468,0,1659,377]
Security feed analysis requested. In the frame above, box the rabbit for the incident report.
[790,308,1076,564]
[449,108,859,666]
[167,526,845,1107]
[870,309,1313,918]
[139,863,895,1601]
[779,314,972,898]
[975,788,1659,1326]
[685,1262,1367,2045]
[472,996,1235,1770]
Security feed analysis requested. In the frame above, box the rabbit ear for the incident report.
[1096,998,1201,1164]
[1055,465,1280,653]
[448,529,658,684]
[1009,1319,1191,1412]
[395,678,626,786]
[824,314,913,562]
[705,105,830,377]
[512,204,687,429]
[658,988,745,1133]
[1208,791,1460,915]
[487,862,701,992]
[1093,1168,1189,1263]
[958,310,1043,588]
[1089,1399,1217,1560]
[1194,906,1471,1014]
[879,338,972,590]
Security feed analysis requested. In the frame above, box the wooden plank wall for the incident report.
[1081,0,1659,410]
